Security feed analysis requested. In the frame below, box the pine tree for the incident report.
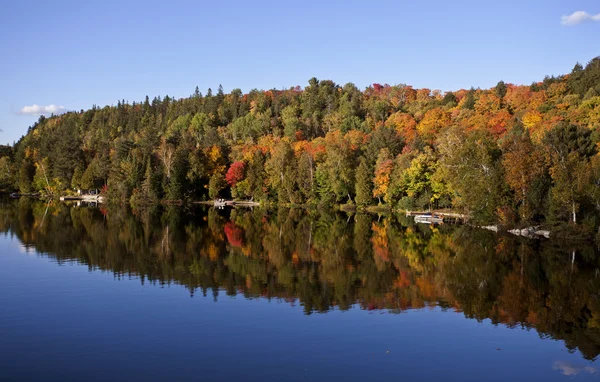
[141,158,158,203]
[463,88,476,110]
[18,158,35,193]
[167,149,189,201]
[495,80,507,99]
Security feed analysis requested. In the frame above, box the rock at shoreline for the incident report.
[508,227,550,239]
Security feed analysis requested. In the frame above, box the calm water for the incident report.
[0,199,599,381]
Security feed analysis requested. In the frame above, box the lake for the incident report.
[0,199,599,381]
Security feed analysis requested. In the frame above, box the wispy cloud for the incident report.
[553,361,597,376]
[561,11,600,26]
[18,104,69,116]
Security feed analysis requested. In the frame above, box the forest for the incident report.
[2,199,599,360]
[1,57,600,227]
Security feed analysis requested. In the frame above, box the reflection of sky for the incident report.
[1,232,33,255]
[553,361,597,376]
[1,234,599,381]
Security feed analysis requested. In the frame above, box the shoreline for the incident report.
[2,193,593,241]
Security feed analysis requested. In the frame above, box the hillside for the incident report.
[2,57,600,226]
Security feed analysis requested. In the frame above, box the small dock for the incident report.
[205,199,260,208]
[60,195,105,203]
[406,211,468,225]
[414,214,444,224]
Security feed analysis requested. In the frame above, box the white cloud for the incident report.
[561,11,600,26]
[553,361,597,376]
[18,104,68,116]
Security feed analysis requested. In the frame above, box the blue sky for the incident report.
[0,0,598,144]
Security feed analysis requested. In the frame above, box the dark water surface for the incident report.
[0,199,599,381]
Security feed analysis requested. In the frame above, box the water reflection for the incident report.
[553,361,598,376]
[1,198,600,361]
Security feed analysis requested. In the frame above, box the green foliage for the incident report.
[442,91,457,107]
[395,147,448,210]
[6,57,600,229]
[354,157,373,207]
[0,156,14,191]
[436,128,504,222]
[208,173,226,199]
[462,88,476,110]
[568,58,600,97]
[296,152,316,202]
[167,149,190,201]
[495,80,507,99]
[18,158,35,193]
[265,140,296,204]
[281,105,303,139]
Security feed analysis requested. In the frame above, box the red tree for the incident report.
[224,221,244,248]
[225,161,246,186]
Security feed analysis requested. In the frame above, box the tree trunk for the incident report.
[522,185,527,220]
[309,157,314,194]
[572,201,577,224]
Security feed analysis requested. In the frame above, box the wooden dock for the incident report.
[199,199,261,208]
[414,215,444,224]
[406,211,469,225]
[60,195,105,203]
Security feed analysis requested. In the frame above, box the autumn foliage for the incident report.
[224,221,244,248]
[225,161,246,187]
[6,57,600,227]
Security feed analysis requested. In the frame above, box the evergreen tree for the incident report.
[18,158,35,193]
[462,88,476,110]
[495,80,507,99]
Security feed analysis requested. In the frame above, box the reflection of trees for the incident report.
[2,199,600,360]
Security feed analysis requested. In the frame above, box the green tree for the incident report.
[18,158,35,193]
[355,157,373,207]
[0,156,14,191]
[265,140,296,203]
[296,151,315,203]
[208,173,225,199]
[462,88,476,110]
[281,105,303,140]
[543,123,595,224]
[167,149,189,201]
[436,128,504,222]
[495,80,507,99]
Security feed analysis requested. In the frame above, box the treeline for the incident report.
[2,200,600,359]
[2,58,600,225]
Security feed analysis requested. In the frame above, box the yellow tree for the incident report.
[373,148,394,204]
[474,92,501,114]
[417,108,451,142]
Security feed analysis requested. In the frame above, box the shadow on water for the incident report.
[1,197,600,360]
